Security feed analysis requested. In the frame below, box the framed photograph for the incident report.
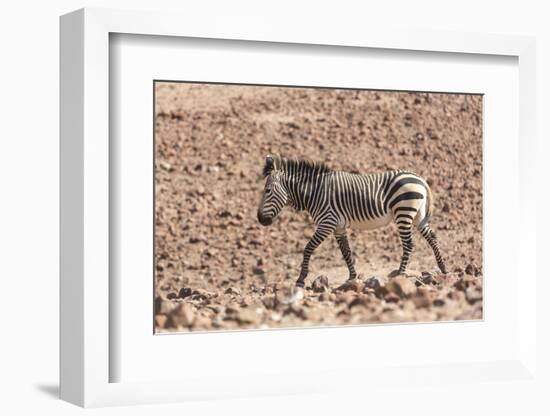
[60,8,538,407]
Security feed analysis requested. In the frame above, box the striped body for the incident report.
[258,156,447,287]
[321,170,429,229]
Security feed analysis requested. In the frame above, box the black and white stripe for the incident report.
[257,155,447,288]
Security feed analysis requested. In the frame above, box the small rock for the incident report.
[386,276,417,298]
[224,286,241,296]
[465,287,483,304]
[155,314,168,329]
[433,298,446,307]
[454,275,480,291]
[447,290,466,303]
[171,303,195,327]
[335,292,355,305]
[192,289,217,300]
[270,312,282,322]
[349,294,370,309]
[363,288,377,296]
[412,287,434,308]
[419,271,435,285]
[283,305,307,320]
[160,161,173,171]
[261,295,277,309]
[224,304,241,320]
[155,297,176,315]
[465,264,476,276]
[319,292,334,302]
[192,314,213,330]
[287,287,305,304]
[240,295,256,307]
[238,307,262,324]
[206,303,225,314]
[384,292,401,303]
[433,274,460,287]
[302,307,324,321]
[365,276,382,291]
[274,282,294,301]
[252,266,265,275]
[218,210,232,218]
[166,292,178,300]
[336,279,364,293]
[312,275,329,292]
[178,287,193,298]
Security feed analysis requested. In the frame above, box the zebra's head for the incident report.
[257,155,289,226]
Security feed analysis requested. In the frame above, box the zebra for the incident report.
[257,155,447,288]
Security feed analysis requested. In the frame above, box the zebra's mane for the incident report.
[263,155,332,177]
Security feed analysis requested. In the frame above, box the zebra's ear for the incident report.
[263,155,274,177]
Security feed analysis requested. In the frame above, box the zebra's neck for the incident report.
[282,170,329,213]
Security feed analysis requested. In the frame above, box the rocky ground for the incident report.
[154,82,483,333]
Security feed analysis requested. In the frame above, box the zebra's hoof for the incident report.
[346,273,363,282]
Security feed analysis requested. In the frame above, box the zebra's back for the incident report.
[328,169,430,230]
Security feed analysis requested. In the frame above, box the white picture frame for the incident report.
[60,7,538,408]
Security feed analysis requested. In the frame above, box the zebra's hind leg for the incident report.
[334,229,358,280]
[418,223,447,273]
[397,223,414,274]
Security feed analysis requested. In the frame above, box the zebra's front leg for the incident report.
[295,225,334,288]
[334,229,357,280]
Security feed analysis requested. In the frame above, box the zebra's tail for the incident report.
[418,182,433,230]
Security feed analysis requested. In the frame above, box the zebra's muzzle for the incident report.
[257,212,273,226]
